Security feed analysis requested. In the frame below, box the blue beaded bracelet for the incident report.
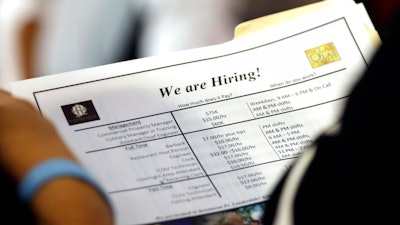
[18,158,107,203]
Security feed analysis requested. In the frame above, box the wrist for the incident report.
[18,158,108,203]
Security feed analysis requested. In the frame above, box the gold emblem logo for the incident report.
[305,42,341,68]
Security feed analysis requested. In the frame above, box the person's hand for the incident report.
[0,89,75,180]
[0,90,113,225]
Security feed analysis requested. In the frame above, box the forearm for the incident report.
[0,90,114,225]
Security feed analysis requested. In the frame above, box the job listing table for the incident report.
[69,70,346,224]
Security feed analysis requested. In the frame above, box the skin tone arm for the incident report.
[0,90,114,225]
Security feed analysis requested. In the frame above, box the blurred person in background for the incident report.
[0,0,322,89]
[2,0,397,88]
